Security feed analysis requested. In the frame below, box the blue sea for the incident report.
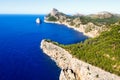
[0,15,88,80]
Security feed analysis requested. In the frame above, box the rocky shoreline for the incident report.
[41,40,120,80]
[44,8,120,38]
[44,20,99,38]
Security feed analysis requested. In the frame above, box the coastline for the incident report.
[44,20,99,38]
[41,40,120,80]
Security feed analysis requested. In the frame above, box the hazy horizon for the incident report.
[0,0,120,14]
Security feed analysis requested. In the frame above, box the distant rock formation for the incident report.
[73,13,84,17]
[50,8,59,16]
[89,11,113,19]
[41,40,120,80]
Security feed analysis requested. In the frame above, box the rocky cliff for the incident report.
[40,40,120,80]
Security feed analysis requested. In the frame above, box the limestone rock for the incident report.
[60,69,76,80]
[36,18,40,24]
[50,8,59,16]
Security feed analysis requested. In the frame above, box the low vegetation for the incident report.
[46,15,57,21]
[79,16,120,26]
[46,23,120,76]
[60,24,120,76]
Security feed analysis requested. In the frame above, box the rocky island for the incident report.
[36,17,41,24]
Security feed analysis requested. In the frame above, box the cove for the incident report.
[0,15,88,80]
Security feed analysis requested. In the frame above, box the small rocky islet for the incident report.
[36,17,41,24]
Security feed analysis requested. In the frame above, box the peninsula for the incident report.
[44,8,120,38]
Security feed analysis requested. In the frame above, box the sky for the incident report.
[0,0,120,14]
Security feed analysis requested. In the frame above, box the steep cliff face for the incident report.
[40,40,120,80]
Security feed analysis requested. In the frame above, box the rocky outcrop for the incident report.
[50,8,59,16]
[36,18,41,24]
[40,40,120,80]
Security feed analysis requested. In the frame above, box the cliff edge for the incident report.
[40,40,120,80]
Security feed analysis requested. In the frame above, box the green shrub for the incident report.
[47,16,57,21]
[60,24,120,76]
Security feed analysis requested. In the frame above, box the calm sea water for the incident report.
[0,15,88,80]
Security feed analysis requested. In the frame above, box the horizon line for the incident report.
[0,11,120,15]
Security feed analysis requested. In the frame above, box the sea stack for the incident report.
[36,18,41,24]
